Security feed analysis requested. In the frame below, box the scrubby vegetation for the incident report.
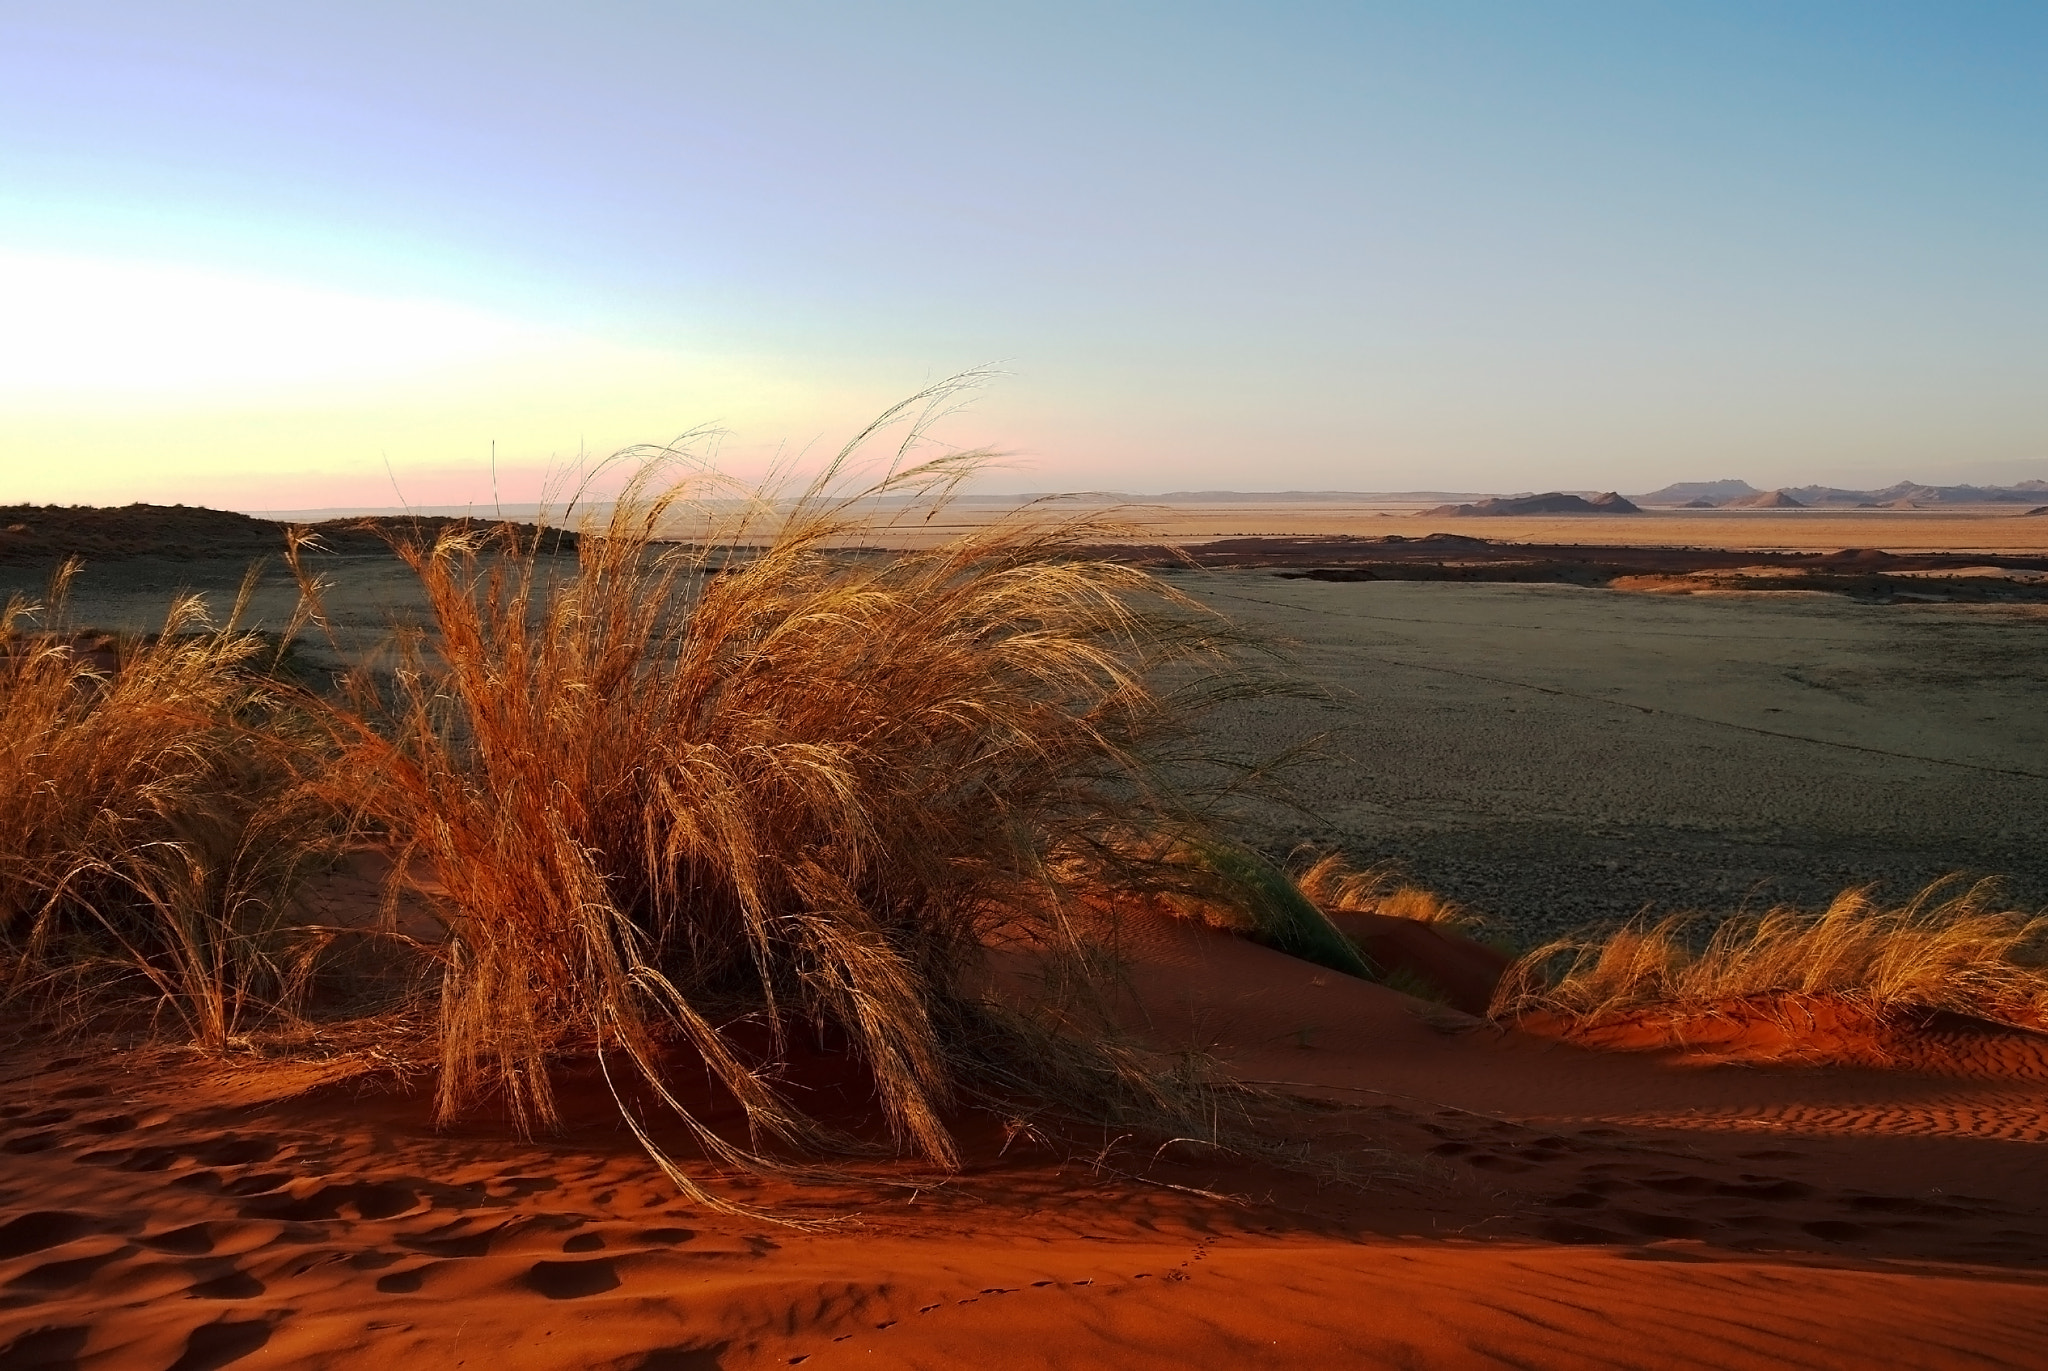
[1490,880,2048,1036]
[1292,853,1480,931]
[292,436,1290,1200]
[0,563,330,1048]
[10,388,2040,1216]
[0,388,1308,1211]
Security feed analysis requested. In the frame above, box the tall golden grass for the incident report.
[291,392,1270,1203]
[1292,853,1476,928]
[1491,880,2048,1033]
[0,562,325,1046]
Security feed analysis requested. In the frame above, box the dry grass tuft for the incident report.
[1157,840,1375,979]
[1490,879,2048,1034]
[0,562,329,1047]
[1293,853,1476,929]
[294,383,1275,1207]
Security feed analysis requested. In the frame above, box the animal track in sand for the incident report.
[780,1272,1166,1364]
[238,1181,423,1223]
[1608,1099,2048,1143]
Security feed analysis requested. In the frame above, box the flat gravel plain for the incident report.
[1177,572,2048,945]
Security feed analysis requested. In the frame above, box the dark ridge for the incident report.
[1102,534,2048,603]
[0,504,578,565]
[1421,492,1640,517]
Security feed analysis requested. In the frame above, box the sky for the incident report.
[2,2,2045,509]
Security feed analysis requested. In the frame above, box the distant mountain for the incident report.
[1145,489,1498,503]
[1424,492,1640,517]
[1630,478,2046,508]
[1631,479,1759,506]
[1786,480,2048,506]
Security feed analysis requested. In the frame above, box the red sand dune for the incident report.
[4,905,2047,1368]
[1324,909,1511,1016]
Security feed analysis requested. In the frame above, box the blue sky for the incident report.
[3,2,2044,506]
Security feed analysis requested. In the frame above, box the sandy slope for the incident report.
[4,907,2046,1369]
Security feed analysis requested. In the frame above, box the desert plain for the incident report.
[1,501,2045,1369]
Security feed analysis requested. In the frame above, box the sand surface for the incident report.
[5,907,2047,1369]
[6,508,2046,1365]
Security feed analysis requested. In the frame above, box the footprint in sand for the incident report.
[0,1325,89,1367]
[634,1346,727,1370]
[8,1247,135,1292]
[83,1144,179,1172]
[12,1109,73,1129]
[0,1210,99,1259]
[1539,1218,1623,1244]
[165,1318,271,1371]
[374,1266,431,1293]
[240,1181,421,1222]
[186,1266,267,1300]
[146,1222,225,1256]
[1613,1210,1709,1239]
[1802,1220,1870,1242]
[523,1257,621,1299]
[1462,1153,1537,1174]
[191,1138,281,1167]
[404,1219,506,1258]
[637,1226,695,1245]
[1717,1178,1815,1201]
